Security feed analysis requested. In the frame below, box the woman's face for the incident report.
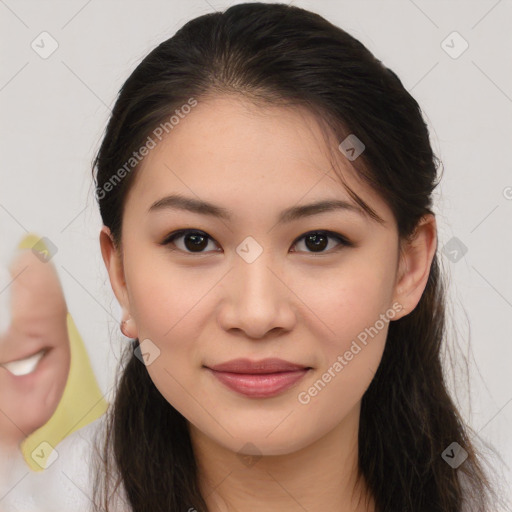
[102,95,423,457]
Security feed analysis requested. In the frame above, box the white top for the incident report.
[0,418,126,512]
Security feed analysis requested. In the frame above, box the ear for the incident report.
[99,226,138,338]
[392,214,437,320]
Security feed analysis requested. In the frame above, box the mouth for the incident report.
[0,348,50,377]
[204,358,313,398]
[206,357,313,374]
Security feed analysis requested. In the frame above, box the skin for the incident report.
[100,95,437,512]
[0,248,71,453]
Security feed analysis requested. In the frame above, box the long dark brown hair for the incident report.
[91,3,503,511]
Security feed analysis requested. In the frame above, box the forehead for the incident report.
[125,95,395,228]
[143,95,336,178]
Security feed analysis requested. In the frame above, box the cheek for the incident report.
[292,338,386,453]
[292,257,394,410]
[128,260,213,342]
[126,263,212,410]
[294,309,390,441]
[293,254,396,345]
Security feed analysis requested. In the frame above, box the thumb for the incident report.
[0,266,11,336]
[0,235,67,362]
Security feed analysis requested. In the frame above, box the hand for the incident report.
[0,241,71,450]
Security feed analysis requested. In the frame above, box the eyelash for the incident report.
[160,229,353,255]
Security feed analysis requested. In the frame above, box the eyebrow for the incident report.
[148,193,369,224]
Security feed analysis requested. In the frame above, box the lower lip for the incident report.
[207,368,310,398]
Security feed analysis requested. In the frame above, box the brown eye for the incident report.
[291,231,352,254]
[162,230,219,253]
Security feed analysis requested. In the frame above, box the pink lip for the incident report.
[208,357,311,373]
[206,358,312,398]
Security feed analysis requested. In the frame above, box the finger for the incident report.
[0,266,12,336]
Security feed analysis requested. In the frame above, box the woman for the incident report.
[92,3,502,511]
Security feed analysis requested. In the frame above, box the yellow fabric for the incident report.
[16,233,53,262]
[16,233,109,472]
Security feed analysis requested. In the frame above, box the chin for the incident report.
[206,426,311,458]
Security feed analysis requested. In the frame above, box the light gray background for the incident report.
[1,0,511,506]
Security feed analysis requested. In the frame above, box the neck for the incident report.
[189,402,375,512]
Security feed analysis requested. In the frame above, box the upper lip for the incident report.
[206,358,312,374]
[0,346,50,366]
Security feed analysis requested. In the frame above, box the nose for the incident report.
[217,252,297,340]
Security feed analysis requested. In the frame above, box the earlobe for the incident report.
[392,214,437,320]
[99,226,138,338]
